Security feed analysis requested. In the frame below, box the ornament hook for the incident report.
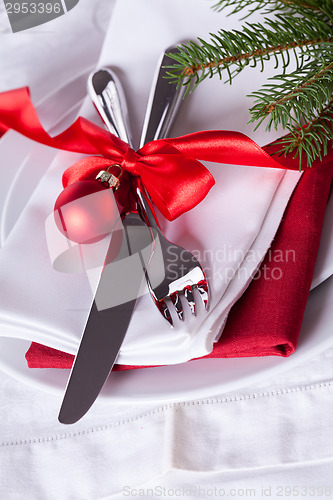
[95,163,123,191]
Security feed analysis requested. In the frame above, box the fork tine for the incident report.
[197,280,209,310]
[170,292,184,321]
[157,299,173,326]
[183,286,196,316]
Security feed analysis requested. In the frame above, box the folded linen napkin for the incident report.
[0,125,301,366]
[26,147,333,369]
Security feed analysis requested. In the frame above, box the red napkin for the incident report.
[25,147,333,370]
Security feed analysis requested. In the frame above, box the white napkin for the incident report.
[0,0,302,366]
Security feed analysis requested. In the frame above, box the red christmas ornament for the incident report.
[54,168,121,244]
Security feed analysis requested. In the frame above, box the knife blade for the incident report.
[58,212,153,424]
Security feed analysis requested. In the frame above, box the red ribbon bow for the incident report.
[0,87,301,220]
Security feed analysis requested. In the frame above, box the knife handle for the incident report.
[88,69,158,230]
[135,46,186,229]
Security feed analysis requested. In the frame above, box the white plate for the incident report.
[0,75,332,403]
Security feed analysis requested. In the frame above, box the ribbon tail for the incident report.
[0,87,128,158]
[164,130,301,170]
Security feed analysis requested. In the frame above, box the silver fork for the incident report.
[88,49,209,325]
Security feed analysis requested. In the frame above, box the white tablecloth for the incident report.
[0,1,333,498]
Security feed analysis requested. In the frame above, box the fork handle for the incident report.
[135,47,186,229]
[139,47,186,147]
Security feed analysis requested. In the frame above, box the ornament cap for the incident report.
[95,164,122,191]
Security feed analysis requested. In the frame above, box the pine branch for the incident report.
[166,16,332,87]
[166,0,333,167]
[213,0,333,20]
[271,98,333,167]
[249,60,333,131]
[260,62,333,114]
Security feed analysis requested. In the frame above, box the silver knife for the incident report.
[58,201,153,424]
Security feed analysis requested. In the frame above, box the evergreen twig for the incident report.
[166,0,333,168]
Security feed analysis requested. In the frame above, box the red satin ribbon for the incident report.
[0,87,301,220]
